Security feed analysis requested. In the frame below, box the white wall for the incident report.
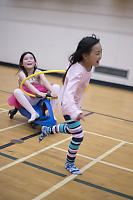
[0,0,133,86]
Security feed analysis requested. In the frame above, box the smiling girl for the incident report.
[39,34,102,175]
[8,51,60,123]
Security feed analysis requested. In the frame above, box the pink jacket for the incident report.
[59,62,91,121]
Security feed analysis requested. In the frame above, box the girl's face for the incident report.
[83,42,102,69]
[22,53,36,70]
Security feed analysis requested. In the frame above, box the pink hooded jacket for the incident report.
[59,62,91,121]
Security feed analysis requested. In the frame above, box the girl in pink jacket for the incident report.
[39,35,102,175]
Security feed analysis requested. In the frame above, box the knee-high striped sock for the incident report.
[41,120,83,165]
[66,121,83,165]
[66,137,83,165]
[44,123,68,134]
[44,120,81,135]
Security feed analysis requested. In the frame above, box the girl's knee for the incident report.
[14,88,22,96]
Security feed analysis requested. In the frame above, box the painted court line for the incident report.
[32,141,125,200]
[0,110,8,113]
[82,109,133,123]
[0,150,132,199]
[101,160,133,173]
[0,136,71,171]
[0,106,25,132]
[0,128,132,172]
[80,141,125,172]
[0,108,8,111]
[53,146,133,173]
[54,146,94,160]
[32,174,77,200]
[84,130,133,145]
[1,151,133,200]
[0,123,26,133]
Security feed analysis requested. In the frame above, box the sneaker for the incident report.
[8,108,18,119]
[65,163,82,175]
[38,126,49,142]
[28,113,39,123]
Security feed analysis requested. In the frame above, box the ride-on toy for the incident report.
[8,93,57,128]
[8,70,65,128]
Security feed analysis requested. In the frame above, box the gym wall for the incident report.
[0,0,133,87]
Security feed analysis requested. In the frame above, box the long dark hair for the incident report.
[63,34,100,83]
[18,51,37,77]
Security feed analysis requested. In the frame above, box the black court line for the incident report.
[0,152,17,160]
[75,179,133,200]
[0,88,132,123]
[0,152,133,200]
[0,132,40,150]
[23,161,67,177]
[84,112,94,117]
[0,110,132,151]
[0,113,92,150]
[82,109,133,123]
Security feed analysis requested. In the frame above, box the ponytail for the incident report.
[63,34,99,84]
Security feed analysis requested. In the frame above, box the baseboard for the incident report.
[0,61,133,91]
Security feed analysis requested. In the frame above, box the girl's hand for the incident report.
[76,113,84,121]
[50,91,58,98]
[37,92,46,98]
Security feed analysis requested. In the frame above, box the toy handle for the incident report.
[36,94,43,98]
[36,93,58,99]
[46,92,52,98]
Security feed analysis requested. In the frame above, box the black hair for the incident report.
[63,34,100,83]
[17,51,37,77]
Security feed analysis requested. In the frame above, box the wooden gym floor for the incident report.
[0,65,133,200]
